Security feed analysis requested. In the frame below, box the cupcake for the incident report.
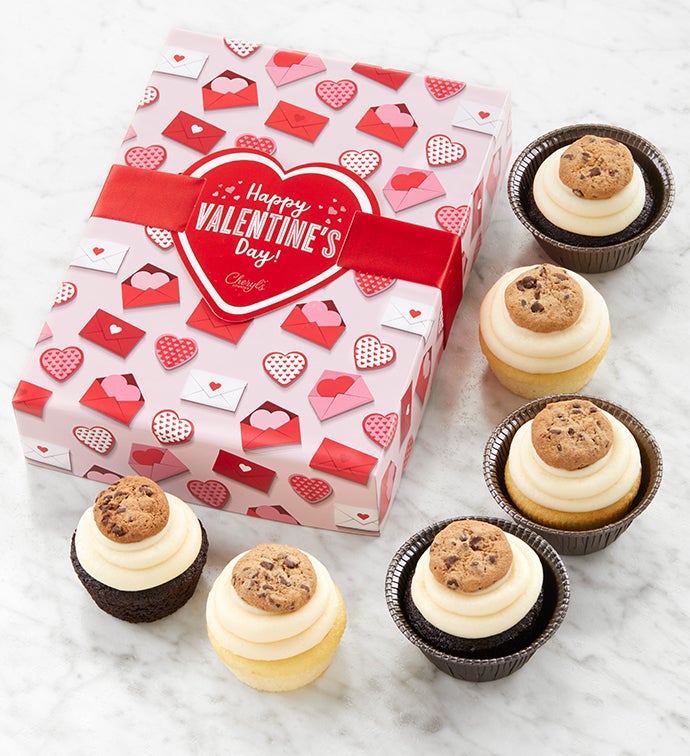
[529,134,652,247]
[484,394,662,555]
[207,544,346,692]
[385,517,569,682]
[479,263,610,398]
[70,475,208,623]
[504,398,641,530]
[507,124,674,273]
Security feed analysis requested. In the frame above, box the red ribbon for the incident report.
[92,165,463,343]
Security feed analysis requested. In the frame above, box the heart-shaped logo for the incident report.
[154,334,198,369]
[187,479,230,508]
[435,204,470,236]
[425,134,467,167]
[73,425,115,455]
[263,351,308,386]
[173,151,378,322]
[315,79,358,109]
[354,334,396,370]
[40,346,84,382]
[338,149,382,180]
[362,412,399,449]
[288,473,333,504]
[151,409,194,444]
[239,463,252,472]
[124,144,166,171]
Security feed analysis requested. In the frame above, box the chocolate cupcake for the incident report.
[386,517,569,681]
[508,124,674,273]
[71,475,208,622]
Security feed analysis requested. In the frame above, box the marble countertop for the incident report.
[2,1,689,753]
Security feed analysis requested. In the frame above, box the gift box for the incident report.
[12,30,511,534]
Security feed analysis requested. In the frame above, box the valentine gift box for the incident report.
[12,29,511,534]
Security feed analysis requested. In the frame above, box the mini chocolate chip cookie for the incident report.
[428,520,513,593]
[232,544,317,614]
[531,399,614,471]
[559,135,634,199]
[93,475,169,543]
[504,263,584,332]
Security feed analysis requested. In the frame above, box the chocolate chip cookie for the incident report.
[232,544,317,613]
[559,135,634,199]
[93,475,169,543]
[504,264,584,332]
[531,399,614,471]
[428,520,513,593]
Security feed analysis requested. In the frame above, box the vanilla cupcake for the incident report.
[207,544,346,692]
[479,263,609,398]
[505,398,641,530]
[70,475,208,623]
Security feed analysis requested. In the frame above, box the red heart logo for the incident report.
[409,309,421,318]
[209,381,221,391]
[357,512,369,521]
[173,152,377,322]
[37,445,48,453]
[92,247,104,256]
[173,54,185,62]
[479,110,490,119]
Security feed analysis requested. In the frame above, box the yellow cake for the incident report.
[206,544,346,692]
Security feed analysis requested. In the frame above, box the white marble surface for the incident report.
[2,1,690,753]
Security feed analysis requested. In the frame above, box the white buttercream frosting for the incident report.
[74,494,202,591]
[507,411,641,513]
[206,550,340,661]
[479,265,609,374]
[533,147,646,236]
[411,533,543,639]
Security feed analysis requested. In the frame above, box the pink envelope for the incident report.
[382,167,445,212]
[265,50,326,86]
[128,443,188,481]
[308,370,373,421]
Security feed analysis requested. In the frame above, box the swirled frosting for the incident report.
[507,411,641,512]
[479,265,609,374]
[533,147,646,236]
[206,550,340,661]
[410,533,543,638]
[74,494,202,590]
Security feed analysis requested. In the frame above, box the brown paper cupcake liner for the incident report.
[507,124,674,273]
[483,394,662,555]
[385,516,569,682]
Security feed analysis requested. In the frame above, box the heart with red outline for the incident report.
[234,134,276,155]
[435,204,470,236]
[354,334,396,370]
[173,150,379,322]
[145,226,174,250]
[155,334,198,369]
[362,412,398,449]
[288,473,333,503]
[40,346,84,382]
[263,351,307,386]
[187,479,230,508]
[73,425,115,454]
[151,409,194,444]
[53,281,77,306]
[353,271,395,297]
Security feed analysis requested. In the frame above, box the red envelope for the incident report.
[79,309,146,357]
[121,264,180,309]
[240,401,301,450]
[351,62,411,90]
[161,110,226,154]
[265,100,329,143]
[202,70,259,110]
[12,380,52,417]
[79,374,145,426]
[309,437,378,485]
[355,104,418,147]
[280,301,345,349]
[213,449,276,493]
[186,299,251,343]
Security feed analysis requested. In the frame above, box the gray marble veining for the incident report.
[2,1,690,753]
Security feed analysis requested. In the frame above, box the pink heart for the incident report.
[301,300,342,327]
[101,374,141,401]
[211,75,248,94]
[249,409,290,430]
[130,271,170,290]
[375,103,414,127]
[435,204,470,236]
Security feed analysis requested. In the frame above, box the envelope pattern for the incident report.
[14,29,510,535]
[79,309,146,357]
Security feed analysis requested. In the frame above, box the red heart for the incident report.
[288,473,332,504]
[479,110,490,119]
[357,513,369,521]
[173,54,185,62]
[37,445,48,453]
[435,204,470,235]
[187,479,230,509]
[132,448,164,465]
[155,334,198,369]
[317,375,355,397]
[273,50,306,67]
[209,381,221,391]
[92,247,104,255]
[391,171,427,191]
[409,309,421,318]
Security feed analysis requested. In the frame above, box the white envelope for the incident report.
[71,238,129,274]
[334,503,379,532]
[181,369,247,412]
[154,46,209,79]
[381,296,435,341]
[451,99,504,137]
[22,437,72,471]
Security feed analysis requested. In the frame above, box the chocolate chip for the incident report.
[444,555,458,568]
[469,536,484,550]
[260,560,274,570]
[589,166,601,177]
[531,301,545,313]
